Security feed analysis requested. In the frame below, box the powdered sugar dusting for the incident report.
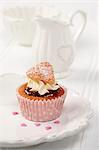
[26,62,55,84]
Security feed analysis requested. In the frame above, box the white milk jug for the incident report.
[32,10,87,78]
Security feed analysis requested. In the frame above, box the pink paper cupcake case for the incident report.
[17,88,66,122]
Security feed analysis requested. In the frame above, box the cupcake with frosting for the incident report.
[17,62,67,122]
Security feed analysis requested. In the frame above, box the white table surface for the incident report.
[0,4,98,150]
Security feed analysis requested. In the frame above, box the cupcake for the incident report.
[17,62,67,122]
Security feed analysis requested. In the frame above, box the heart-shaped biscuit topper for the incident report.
[26,62,55,84]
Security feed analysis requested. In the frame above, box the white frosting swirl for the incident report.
[27,78,59,95]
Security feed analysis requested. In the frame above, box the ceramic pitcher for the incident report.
[32,10,87,78]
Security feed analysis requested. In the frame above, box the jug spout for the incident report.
[35,16,66,30]
[35,16,52,29]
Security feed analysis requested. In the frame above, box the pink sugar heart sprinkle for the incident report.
[45,126,52,130]
[20,123,27,127]
[53,120,60,124]
[35,123,41,127]
[12,112,19,115]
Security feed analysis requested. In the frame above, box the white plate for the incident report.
[0,73,92,148]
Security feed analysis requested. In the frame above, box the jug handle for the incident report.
[70,10,87,43]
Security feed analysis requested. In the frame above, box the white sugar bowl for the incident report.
[1,6,60,46]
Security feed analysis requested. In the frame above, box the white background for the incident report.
[0,0,98,150]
